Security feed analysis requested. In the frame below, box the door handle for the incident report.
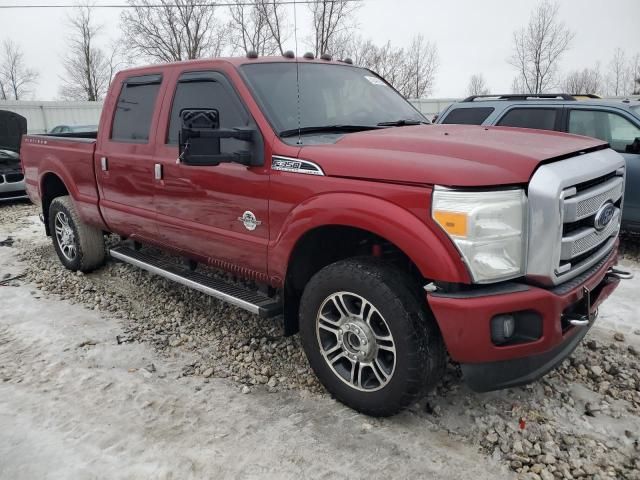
[101,157,108,171]
[154,163,163,180]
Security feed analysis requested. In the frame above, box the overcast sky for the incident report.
[1,0,639,100]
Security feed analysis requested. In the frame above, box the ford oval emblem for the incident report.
[594,202,616,231]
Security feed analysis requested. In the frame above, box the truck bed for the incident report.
[20,134,104,230]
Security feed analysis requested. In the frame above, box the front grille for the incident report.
[4,173,23,183]
[559,173,622,273]
[526,148,625,286]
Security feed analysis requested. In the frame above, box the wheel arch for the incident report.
[275,193,470,335]
[40,172,70,236]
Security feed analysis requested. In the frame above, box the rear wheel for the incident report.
[299,257,445,416]
[49,196,105,272]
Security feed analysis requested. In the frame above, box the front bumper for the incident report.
[0,177,28,201]
[427,244,626,392]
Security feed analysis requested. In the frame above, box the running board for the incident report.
[109,246,282,318]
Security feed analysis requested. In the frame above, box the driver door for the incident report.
[152,69,270,277]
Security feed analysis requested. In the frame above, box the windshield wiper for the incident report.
[279,124,380,138]
[377,119,429,127]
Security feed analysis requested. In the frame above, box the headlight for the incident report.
[432,187,527,283]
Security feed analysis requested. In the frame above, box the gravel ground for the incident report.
[2,201,640,479]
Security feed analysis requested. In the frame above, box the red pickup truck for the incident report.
[21,55,631,416]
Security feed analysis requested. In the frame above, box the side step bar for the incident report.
[109,246,282,318]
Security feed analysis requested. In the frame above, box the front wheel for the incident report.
[299,258,445,416]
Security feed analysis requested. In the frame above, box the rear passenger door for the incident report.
[565,108,640,227]
[495,106,563,131]
[95,74,164,242]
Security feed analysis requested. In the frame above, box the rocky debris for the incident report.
[423,335,640,480]
[18,237,324,399]
[613,332,625,342]
[0,236,15,247]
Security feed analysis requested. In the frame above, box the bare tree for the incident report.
[509,0,573,94]
[398,35,438,99]
[309,0,360,57]
[59,5,121,101]
[467,74,490,96]
[257,0,287,55]
[0,40,39,100]
[338,35,438,99]
[120,0,226,63]
[562,66,602,95]
[607,48,628,96]
[629,53,640,95]
[229,0,287,56]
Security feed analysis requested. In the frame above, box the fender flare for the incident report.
[37,154,107,231]
[269,192,470,285]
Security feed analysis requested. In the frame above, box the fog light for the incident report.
[491,314,516,345]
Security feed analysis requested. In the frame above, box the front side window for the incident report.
[497,108,558,131]
[166,72,249,149]
[241,62,426,134]
[569,109,640,153]
[441,107,494,125]
[111,74,162,143]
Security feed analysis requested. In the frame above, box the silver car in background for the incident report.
[0,110,28,202]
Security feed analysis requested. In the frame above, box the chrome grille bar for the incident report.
[560,209,620,261]
[563,176,623,222]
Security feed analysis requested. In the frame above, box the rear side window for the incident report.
[497,108,558,131]
[166,71,249,146]
[441,107,494,125]
[111,74,162,143]
[569,109,640,153]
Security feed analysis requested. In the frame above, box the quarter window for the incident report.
[441,107,494,125]
[568,109,640,153]
[111,74,162,143]
[497,108,558,131]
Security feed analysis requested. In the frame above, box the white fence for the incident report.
[0,100,103,134]
[408,98,460,118]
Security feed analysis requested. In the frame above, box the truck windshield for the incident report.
[241,62,427,136]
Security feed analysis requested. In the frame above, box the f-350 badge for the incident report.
[238,211,262,231]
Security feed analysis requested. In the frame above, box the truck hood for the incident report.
[0,110,27,154]
[299,125,606,187]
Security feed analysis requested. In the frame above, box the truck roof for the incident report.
[115,55,358,78]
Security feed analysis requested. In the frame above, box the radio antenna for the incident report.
[293,0,302,145]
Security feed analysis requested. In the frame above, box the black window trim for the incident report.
[109,73,164,144]
[165,69,256,146]
[495,105,564,131]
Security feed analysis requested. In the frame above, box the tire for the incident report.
[299,257,445,417]
[49,195,105,272]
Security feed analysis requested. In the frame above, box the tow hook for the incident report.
[605,266,634,280]
[563,287,596,327]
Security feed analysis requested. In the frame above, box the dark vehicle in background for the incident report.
[0,110,28,201]
[49,124,98,135]
[436,94,640,231]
